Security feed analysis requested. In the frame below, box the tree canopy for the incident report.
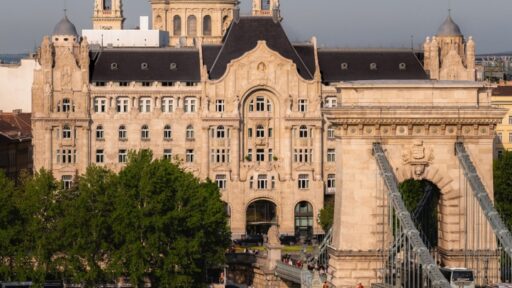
[0,151,231,286]
[494,150,512,229]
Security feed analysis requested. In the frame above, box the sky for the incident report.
[0,0,510,54]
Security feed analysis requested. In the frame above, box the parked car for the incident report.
[233,234,264,247]
[279,235,298,246]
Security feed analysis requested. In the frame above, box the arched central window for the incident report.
[203,15,212,36]
[295,202,313,238]
[62,125,72,139]
[299,125,309,138]
[119,125,127,140]
[256,125,265,138]
[141,125,150,140]
[216,126,225,139]
[187,15,197,36]
[173,15,182,36]
[248,96,272,112]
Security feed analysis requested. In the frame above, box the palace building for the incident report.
[32,0,479,240]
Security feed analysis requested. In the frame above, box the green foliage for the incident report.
[0,150,230,286]
[494,151,512,229]
[319,198,334,232]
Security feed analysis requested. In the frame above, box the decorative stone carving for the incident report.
[267,224,279,246]
[401,140,434,180]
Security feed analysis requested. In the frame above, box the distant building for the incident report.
[0,110,32,180]
[0,57,39,112]
[83,16,169,48]
[492,85,512,156]
[476,54,512,82]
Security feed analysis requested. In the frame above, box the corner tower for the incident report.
[149,0,237,46]
[93,0,125,30]
[423,11,475,81]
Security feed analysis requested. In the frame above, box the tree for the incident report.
[57,165,117,285]
[0,170,24,281]
[110,150,231,287]
[17,169,61,284]
[319,198,334,232]
[494,151,512,228]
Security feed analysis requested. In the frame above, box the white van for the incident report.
[440,267,475,288]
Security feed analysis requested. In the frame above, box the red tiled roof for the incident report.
[0,112,32,140]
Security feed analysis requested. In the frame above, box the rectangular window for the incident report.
[327,127,335,139]
[117,97,129,113]
[161,81,174,87]
[256,97,265,111]
[298,174,309,189]
[269,149,273,162]
[216,100,225,112]
[62,175,73,189]
[257,175,268,190]
[58,149,76,164]
[497,132,503,142]
[294,149,312,163]
[119,149,127,163]
[161,97,174,113]
[94,97,107,113]
[216,175,227,190]
[96,149,104,163]
[327,174,336,188]
[268,128,273,138]
[509,116,512,125]
[139,97,151,113]
[211,149,229,163]
[119,82,129,87]
[96,127,104,140]
[271,176,276,189]
[163,149,172,160]
[298,99,308,112]
[324,97,338,108]
[142,82,151,87]
[247,149,253,162]
[256,149,265,162]
[184,97,196,113]
[509,133,512,143]
[327,149,336,162]
[248,128,253,138]
[186,149,194,163]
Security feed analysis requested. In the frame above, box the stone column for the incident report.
[284,126,292,180]
[231,126,240,181]
[201,126,210,179]
[329,138,382,287]
[313,126,322,181]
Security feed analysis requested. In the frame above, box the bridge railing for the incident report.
[373,143,451,288]
[455,142,512,285]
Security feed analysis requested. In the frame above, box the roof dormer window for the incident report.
[341,63,349,70]
[111,63,118,70]
[399,63,407,70]
[141,63,149,70]
[170,63,178,71]
[370,63,377,70]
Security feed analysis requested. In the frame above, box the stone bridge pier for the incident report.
[322,81,506,287]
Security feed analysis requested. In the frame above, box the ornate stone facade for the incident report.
[31,5,506,287]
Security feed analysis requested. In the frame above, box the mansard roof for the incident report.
[318,49,428,83]
[89,48,201,82]
[208,16,315,80]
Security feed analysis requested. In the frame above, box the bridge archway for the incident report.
[246,200,277,235]
[399,179,441,249]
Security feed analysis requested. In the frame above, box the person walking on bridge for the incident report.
[356,283,364,288]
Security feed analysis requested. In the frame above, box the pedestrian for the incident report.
[356,283,364,288]
[323,281,329,288]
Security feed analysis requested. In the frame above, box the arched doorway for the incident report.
[295,201,313,239]
[399,179,441,248]
[246,200,276,235]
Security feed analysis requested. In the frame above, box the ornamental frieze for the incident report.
[402,140,434,180]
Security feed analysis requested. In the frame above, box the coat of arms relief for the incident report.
[401,140,434,180]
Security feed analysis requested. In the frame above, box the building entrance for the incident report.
[246,200,276,235]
